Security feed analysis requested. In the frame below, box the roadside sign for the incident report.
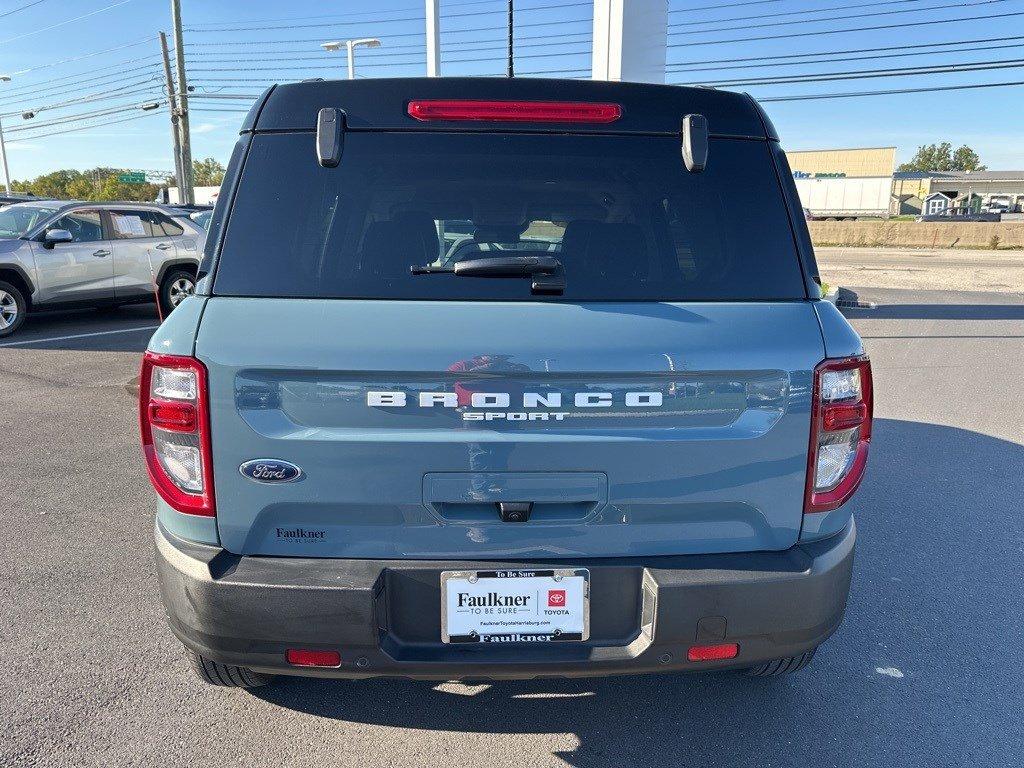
[118,172,147,184]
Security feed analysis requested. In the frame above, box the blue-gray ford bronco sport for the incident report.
[143,78,870,687]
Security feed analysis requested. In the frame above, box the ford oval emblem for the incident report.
[239,459,302,484]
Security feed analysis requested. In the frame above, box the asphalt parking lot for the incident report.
[2,286,1023,767]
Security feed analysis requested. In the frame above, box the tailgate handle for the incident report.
[497,502,533,523]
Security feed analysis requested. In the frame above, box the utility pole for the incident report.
[159,32,185,202]
[425,0,440,77]
[170,0,194,205]
[0,75,12,195]
[507,0,514,78]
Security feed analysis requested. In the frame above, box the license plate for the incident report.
[440,569,590,644]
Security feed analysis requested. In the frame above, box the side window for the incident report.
[155,213,184,237]
[51,209,104,243]
[110,211,150,239]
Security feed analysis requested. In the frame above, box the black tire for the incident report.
[186,649,274,688]
[743,648,817,677]
[0,279,27,338]
[158,268,196,317]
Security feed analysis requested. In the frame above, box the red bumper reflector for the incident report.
[148,399,198,432]
[407,99,622,124]
[822,401,868,432]
[286,649,341,667]
[687,643,739,662]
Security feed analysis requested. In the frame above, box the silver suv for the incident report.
[0,201,206,338]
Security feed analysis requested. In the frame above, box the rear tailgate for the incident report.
[198,298,823,558]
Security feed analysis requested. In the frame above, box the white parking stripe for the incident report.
[0,325,159,348]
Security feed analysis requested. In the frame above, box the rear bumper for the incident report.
[155,519,855,680]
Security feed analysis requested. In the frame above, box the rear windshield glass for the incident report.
[214,132,806,301]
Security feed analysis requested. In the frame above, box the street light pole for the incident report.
[321,38,381,79]
[0,75,12,195]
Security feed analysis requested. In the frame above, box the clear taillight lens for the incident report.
[805,357,872,513]
[139,352,215,516]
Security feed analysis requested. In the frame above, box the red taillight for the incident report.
[139,351,215,517]
[688,643,739,662]
[287,649,341,667]
[805,356,873,513]
[406,99,622,124]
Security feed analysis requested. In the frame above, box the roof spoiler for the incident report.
[682,114,708,173]
[316,107,346,168]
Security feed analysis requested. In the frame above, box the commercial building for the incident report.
[894,171,1024,216]
[786,146,1024,217]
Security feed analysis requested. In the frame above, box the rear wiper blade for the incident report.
[411,255,565,295]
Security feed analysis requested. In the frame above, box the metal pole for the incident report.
[159,32,185,203]
[425,0,440,77]
[507,0,514,78]
[0,113,11,195]
[346,40,355,79]
[0,77,11,195]
[170,0,194,205]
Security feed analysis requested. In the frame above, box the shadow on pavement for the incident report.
[844,303,1024,321]
[249,418,1024,767]
[0,304,159,352]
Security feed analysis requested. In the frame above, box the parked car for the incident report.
[0,201,205,337]
[145,78,869,687]
[189,209,213,231]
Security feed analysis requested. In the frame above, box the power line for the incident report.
[679,56,1024,88]
[0,60,163,103]
[183,16,592,46]
[0,0,137,46]
[670,0,949,29]
[4,37,154,77]
[668,0,1006,37]
[669,0,783,12]
[758,78,1024,102]
[10,110,162,142]
[666,33,1024,69]
[0,0,49,19]
[185,32,593,60]
[667,39,1024,74]
[665,9,1024,48]
[5,100,165,134]
[1,76,162,117]
[184,1,590,29]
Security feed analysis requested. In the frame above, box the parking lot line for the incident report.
[0,325,160,348]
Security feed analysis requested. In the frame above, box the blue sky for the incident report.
[1,0,1023,180]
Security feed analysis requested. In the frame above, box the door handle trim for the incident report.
[155,243,173,250]
[92,249,111,257]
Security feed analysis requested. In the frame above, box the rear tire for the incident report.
[743,648,817,677]
[186,649,274,688]
[0,280,27,338]
[159,268,196,317]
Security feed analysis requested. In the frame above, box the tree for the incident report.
[192,157,226,186]
[897,142,987,172]
[10,167,160,202]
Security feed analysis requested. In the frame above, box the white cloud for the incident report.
[192,123,219,134]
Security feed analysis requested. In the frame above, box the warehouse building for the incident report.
[785,147,896,219]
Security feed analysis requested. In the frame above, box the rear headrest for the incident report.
[361,211,439,279]
[560,221,647,282]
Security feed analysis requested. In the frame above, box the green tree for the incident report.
[192,157,226,186]
[9,168,161,201]
[897,142,987,172]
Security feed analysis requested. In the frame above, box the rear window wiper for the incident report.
[411,255,565,295]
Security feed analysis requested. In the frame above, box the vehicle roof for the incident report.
[4,199,187,215]
[243,77,775,140]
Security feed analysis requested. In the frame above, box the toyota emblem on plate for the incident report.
[239,459,302,484]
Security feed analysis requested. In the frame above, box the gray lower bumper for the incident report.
[155,520,855,680]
